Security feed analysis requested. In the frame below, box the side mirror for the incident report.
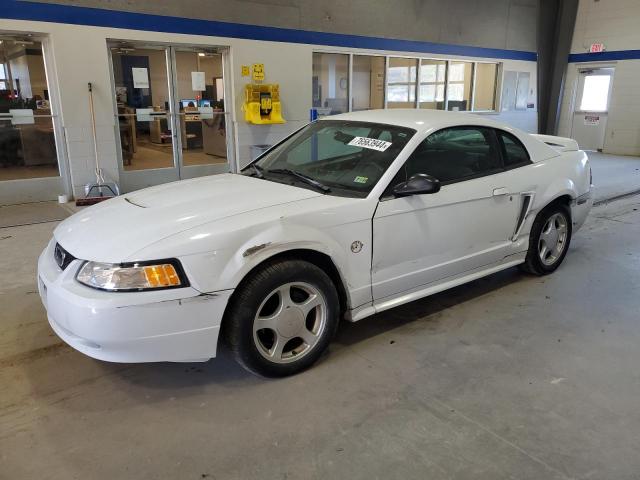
[393,173,441,197]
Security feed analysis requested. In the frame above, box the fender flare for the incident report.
[535,177,577,214]
[217,224,353,309]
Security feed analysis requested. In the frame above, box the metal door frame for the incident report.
[0,31,71,205]
[107,41,180,193]
[569,66,615,145]
[169,44,235,180]
[107,40,235,193]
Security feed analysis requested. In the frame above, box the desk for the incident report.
[0,126,21,167]
[202,113,226,157]
[20,124,57,166]
[180,115,203,150]
[185,120,203,149]
[150,117,170,144]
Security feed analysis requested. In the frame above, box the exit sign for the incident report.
[589,43,605,53]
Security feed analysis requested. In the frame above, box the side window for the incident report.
[497,130,531,168]
[403,127,501,184]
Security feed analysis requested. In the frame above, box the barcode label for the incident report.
[347,136,392,152]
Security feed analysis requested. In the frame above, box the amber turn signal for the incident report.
[143,264,181,287]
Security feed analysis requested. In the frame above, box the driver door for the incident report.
[372,126,520,301]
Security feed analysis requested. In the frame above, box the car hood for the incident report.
[54,174,322,262]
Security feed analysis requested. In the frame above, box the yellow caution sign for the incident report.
[252,63,265,81]
[241,65,250,76]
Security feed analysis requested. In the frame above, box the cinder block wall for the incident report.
[558,0,640,155]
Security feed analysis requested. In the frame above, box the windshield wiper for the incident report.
[246,163,264,178]
[267,168,331,193]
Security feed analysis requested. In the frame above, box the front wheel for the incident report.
[521,203,572,275]
[223,259,340,377]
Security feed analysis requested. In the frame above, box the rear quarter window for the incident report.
[497,130,531,168]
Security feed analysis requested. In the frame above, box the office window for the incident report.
[387,57,418,108]
[352,55,385,111]
[419,59,446,110]
[0,40,60,181]
[473,63,498,111]
[447,61,473,111]
[312,53,349,115]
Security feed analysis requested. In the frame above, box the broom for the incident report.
[76,82,120,206]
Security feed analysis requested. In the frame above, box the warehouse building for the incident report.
[2,1,640,479]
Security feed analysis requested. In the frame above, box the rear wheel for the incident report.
[223,259,339,377]
[521,203,572,275]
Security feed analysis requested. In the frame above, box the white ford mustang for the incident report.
[38,110,592,376]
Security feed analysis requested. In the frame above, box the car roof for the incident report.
[321,109,506,131]
[320,109,560,162]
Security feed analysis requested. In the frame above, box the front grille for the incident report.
[54,243,76,270]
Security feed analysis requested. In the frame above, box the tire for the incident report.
[521,202,572,275]
[223,259,340,377]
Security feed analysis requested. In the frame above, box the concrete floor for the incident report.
[2,177,640,479]
[589,151,640,202]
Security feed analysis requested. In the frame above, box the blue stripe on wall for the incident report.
[3,0,537,61]
[569,50,640,62]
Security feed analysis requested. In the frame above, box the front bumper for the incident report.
[37,239,232,363]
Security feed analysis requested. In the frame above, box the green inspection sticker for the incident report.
[354,176,368,184]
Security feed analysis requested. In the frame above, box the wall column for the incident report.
[537,0,579,135]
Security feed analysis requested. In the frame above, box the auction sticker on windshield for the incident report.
[348,136,392,152]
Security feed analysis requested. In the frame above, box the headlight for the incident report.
[76,259,189,291]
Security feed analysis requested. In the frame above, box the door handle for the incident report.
[493,187,509,196]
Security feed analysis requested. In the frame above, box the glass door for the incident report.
[0,34,67,205]
[109,42,232,192]
[171,47,230,179]
[109,42,180,192]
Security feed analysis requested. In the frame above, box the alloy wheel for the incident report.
[252,282,327,364]
[538,212,569,266]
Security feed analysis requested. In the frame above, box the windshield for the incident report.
[244,120,416,197]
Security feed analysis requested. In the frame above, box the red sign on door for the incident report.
[589,43,605,53]
[584,115,600,126]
